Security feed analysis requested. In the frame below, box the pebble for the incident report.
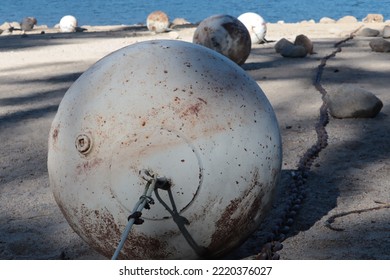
[356,28,380,37]
[363,14,384,23]
[337,15,358,23]
[382,26,390,38]
[369,38,390,52]
[324,84,383,118]
[294,34,314,54]
[320,17,336,24]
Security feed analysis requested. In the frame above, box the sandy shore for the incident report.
[0,21,389,260]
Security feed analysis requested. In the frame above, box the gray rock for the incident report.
[294,34,314,54]
[383,25,390,38]
[275,38,308,58]
[274,38,293,53]
[325,84,383,118]
[356,28,380,37]
[369,38,390,52]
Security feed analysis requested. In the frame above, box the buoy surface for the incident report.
[238,12,267,44]
[146,11,169,33]
[48,40,282,259]
[193,14,252,65]
[59,15,78,32]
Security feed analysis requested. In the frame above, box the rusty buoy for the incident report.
[193,14,252,65]
[48,40,282,259]
[146,11,169,33]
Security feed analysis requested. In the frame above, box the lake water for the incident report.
[1,0,390,27]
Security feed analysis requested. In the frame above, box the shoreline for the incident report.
[1,13,389,37]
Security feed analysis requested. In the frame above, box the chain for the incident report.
[255,29,362,260]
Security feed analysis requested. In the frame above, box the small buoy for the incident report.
[20,17,37,31]
[48,40,282,259]
[193,14,252,65]
[238,12,267,44]
[59,15,78,32]
[146,11,169,33]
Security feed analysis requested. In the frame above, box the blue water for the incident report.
[1,0,390,27]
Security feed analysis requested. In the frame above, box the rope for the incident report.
[111,174,157,260]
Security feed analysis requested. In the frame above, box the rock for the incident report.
[363,14,384,23]
[274,38,293,53]
[277,20,285,24]
[325,84,383,118]
[369,38,390,52]
[356,28,380,37]
[337,16,358,23]
[320,17,336,24]
[275,38,307,57]
[0,22,12,30]
[294,34,314,54]
[171,18,190,26]
[383,26,390,38]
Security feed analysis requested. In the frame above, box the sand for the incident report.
[0,21,389,260]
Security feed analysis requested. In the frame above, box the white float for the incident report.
[146,10,170,33]
[238,12,267,44]
[48,40,282,259]
[59,15,78,32]
[193,14,252,65]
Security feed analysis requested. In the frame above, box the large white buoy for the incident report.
[59,15,78,32]
[48,40,282,259]
[238,12,267,44]
[146,11,170,33]
[193,14,252,65]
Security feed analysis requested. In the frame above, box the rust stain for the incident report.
[69,205,171,259]
[207,168,271,255]
[76,157,103,175]
[52,125,60,143]
[180,101,204,118]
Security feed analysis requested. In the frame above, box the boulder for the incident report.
[325,84,383,118]
[294,34,314,54]
[274,38,294,53]
[369,38,390,52]
[320,17,336,24]
[337,16,358,23]
[275,38,308,58]
[363,14,384,23]
[382,25,390,38]
[356,28,380,37]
